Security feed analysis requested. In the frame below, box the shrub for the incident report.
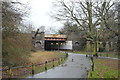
[2,33,32,67]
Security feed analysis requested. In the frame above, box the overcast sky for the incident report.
[20,0,63,34]
[10,0,117,33]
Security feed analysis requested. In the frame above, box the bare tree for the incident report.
[51,0,116,56]
[2,0,30,38]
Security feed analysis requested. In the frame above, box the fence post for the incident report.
[62,57,64,61]
[58,58,60,65]
[66,53,68,58]
[45,61,47,71]
[32,63,35,75]
[65,56,66,60]
[61,57,63,62]
[7,67,13,78]
[53,59,55,67]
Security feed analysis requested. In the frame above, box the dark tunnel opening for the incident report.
[44,40,65,51]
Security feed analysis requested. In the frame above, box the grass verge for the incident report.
[88,58,119,78]
[29,51,66,64]
[2,51,67,78]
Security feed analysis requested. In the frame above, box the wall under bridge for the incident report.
[44,41,73,51]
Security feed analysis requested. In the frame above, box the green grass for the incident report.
[88,58,119,78]
[3,51,68,78]
[98,52,118,58]
[34,58,66,73]
[88,71,100,78]
[21,56,68,78]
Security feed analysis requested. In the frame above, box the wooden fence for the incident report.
[1,53,68,78]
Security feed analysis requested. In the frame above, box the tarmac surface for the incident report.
[28,52,91,78]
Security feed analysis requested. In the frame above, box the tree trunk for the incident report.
[93,36,98,57]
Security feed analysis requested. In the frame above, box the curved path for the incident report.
[28,52,91,78]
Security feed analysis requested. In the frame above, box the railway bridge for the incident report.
[32,29,75,51]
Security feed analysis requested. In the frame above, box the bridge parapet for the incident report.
[44,34,67,41]
[45,34,67,38]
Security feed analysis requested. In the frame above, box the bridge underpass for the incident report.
[44,34,69,51]
[33,33,73,51]
[45,40,66,51]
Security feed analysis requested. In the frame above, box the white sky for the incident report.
[20,0,63,34]
[6,0,117,33]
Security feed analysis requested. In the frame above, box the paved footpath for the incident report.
[28,52,91,78]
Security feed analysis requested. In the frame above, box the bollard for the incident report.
[7,67,13,78]
[72,58,74,62]
[45,61,47,71]
[32,63,35,75]
[53,59,55,67]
